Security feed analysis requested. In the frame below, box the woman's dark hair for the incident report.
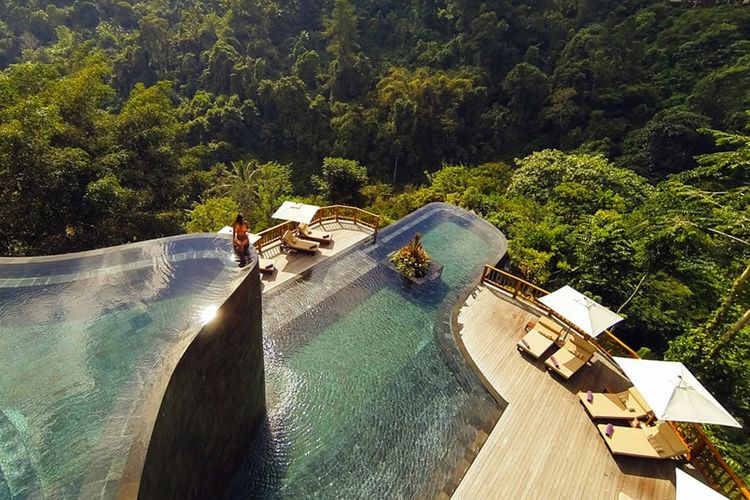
[234,213,244,224]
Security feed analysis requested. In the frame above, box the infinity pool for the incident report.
[0,235,242,498]
[229,204,507,498]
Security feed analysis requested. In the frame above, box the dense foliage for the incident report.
[0,0,747,247]
[0,0,748,482]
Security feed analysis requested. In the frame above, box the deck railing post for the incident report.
[513,279,521,299]
[691,435,707,461]
[335,206,339,222]
[354,210,359,225]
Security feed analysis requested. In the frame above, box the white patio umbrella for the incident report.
[271,201,320,224]
[676,468,728,500]
[614,357,741,428]
[538,285,624,337]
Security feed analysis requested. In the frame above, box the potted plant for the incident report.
[389,233,435,280]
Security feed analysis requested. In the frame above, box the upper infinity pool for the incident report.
[229,203,507,498]
[0,235,242,498]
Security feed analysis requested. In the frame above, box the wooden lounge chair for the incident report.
[578,387,652,421]
[517,316,565,359]
[298,223,332,245]
[597,421,689,460]
[282,230,319,254]
[544,335,597,379]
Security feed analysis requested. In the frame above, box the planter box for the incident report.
[386,259,443,285]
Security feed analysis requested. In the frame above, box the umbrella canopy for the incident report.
[271,201,320,224]
[615,357,741,428]
[245,232,262,245]
[538,285,624,337]
[675,468,728,500]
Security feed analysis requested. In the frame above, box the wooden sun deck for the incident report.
[452,285,677,500]
[255,220,375,293]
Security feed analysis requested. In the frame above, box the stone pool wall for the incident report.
[137,261,266,499]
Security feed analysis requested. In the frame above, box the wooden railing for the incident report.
[481,265,547,301]
[672,422,750,500]
[252,205,380,254]
[480,266,640,358]
[480,265,750,500]
[252,220,299,253]
[312,205,381,231]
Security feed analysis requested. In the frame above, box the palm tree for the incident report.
[210,160,293,230]
[211,160,260,216]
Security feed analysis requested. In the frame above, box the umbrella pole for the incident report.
[562,324,571,342]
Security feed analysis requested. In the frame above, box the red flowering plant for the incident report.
[390,233,431,278]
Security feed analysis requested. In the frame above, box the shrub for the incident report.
[390,233,431,278]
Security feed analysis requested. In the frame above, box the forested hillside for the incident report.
[0,0,748,480]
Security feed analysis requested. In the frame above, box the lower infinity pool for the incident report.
[229,203,507,498]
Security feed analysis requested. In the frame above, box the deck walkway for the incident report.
[452,285,677,500]
[255,220,375,293]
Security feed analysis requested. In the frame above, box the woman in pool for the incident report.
[232,213,250,256]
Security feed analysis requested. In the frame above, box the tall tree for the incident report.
[313,156,368,205]
[324,0,360,102]
[212,160,293,230]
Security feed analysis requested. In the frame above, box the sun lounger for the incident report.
[597,421,689,460]
[517,316,565,358]
[298,223,332,245]
[578,387,652,421]
[282,230,319,254]
[544,335,597,379]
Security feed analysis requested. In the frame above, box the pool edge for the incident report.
[445,204,510,497]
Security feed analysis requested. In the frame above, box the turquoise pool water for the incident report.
[0,236,242,498]
[229,204,507,498]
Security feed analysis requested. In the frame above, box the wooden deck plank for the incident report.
[452,285,677,500]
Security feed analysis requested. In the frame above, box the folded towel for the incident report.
[605,423,614,437]
[521,338,530,348]
[549,355,559,368]
[586,390,593,403]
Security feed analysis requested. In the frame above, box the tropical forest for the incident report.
[0,0,748,482]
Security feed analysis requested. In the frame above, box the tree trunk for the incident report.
[392,152,399,184]
[705,262,750,332]
[708,307,750,359]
